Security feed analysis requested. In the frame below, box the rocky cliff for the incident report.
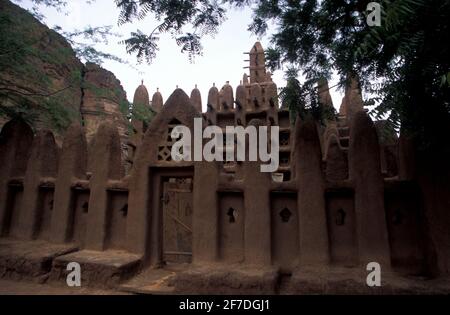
[0,0,129,143]
[82,63,129,143]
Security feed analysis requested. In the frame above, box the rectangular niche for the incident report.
[246,112,267,125]
[71,189,90,247]
[5,185,24,238]
[218,192,244,263]
[217,113,235,128]
[325,190,357,266]
[35,187,54,240]
[270,192,298,270]
[279,151,290,167]
[105,190,129,250]
[279,130,291,147]
[385,188,425,275]
[278,111,290,128]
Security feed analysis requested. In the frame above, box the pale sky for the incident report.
[14,0,344,112]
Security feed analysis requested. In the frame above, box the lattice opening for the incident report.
[280,152,290,166]
[82,201,89,213]
[335,208,346,226]
[158,145,172,161]
[227,207,237,223]
[120,204,128,217]
[280,131,290,146]
[282,171,291,181]
[279,207,292,223]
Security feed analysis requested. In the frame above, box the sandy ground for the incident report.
[0,279,129,295]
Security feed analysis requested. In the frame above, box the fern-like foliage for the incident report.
[176,33,202,63]
[8,0,450,154]
[114,0,226,63]
[238,0,450,152]
[121,30,160,64]
[279,67,336,125]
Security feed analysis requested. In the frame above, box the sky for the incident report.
[14,0,344,112]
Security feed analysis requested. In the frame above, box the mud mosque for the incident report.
[0,42,449,294]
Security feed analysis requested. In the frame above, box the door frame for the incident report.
[148,166,194,267]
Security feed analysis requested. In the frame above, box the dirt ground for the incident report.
[0,279,129,295]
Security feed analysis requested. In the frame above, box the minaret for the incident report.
[151,88,163,112]
[207,83,220,111]
[318,78,334,109]
[339,74,364,122]
[241,42,278,110]
[247,42,267,84]
[219,81,234,110]
[131,79,150,136]
[190,84,202,112]
[128,80,150,168]
[133,80,150,108]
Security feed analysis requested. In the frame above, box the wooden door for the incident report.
[162,178,193,264]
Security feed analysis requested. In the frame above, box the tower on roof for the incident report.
[133,80,150,107]
[246,41,267,84]
[151,88,163,112]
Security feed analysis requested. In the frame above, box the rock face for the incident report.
[0,0,83,134]
[82,63,128,143]
[0,0,128,143]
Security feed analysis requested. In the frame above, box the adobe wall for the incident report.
[0,120,34,237]
[126,89,200,265]
[0,85,448,282]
